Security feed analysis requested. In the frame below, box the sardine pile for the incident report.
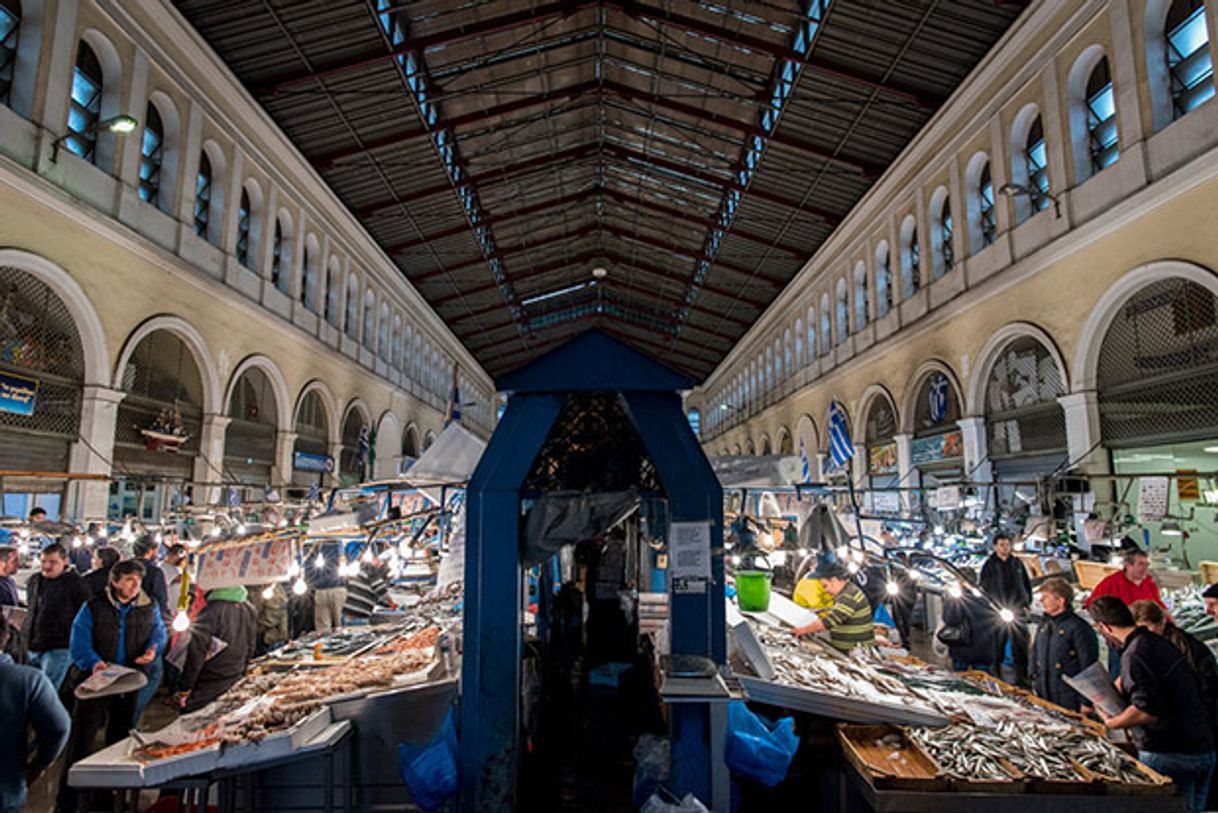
[769,651,934,712]
[909,722,1153,784]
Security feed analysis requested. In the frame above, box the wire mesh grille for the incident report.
[294,391,329,442]
[1098,278,1218,447]
[115,330,203,453]
[0,265,84,440]
[523,392,663,494]
[864,396,897,444]
[984,336,1067,458]
[912,372,960,437]
[339,409,366,478]
[225,367,277,475]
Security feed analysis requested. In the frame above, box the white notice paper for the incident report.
[1137,476,1170,522]
[669,521,711,580]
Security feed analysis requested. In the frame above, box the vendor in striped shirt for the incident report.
[791,560,876,652]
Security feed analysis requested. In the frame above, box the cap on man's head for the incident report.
[1202,583,1218,601]
[815,559,849,581]
[29,507,46,518]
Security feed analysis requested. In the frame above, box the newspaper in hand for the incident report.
[1062,661,1126,718]
[77,664,145,696]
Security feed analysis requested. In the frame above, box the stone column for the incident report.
[894,433,914,512]
[326,440,344,489]
[193,414,231,506]
[957,416,992,511]
[853,443,868,491]
[273,430,298,489]
[1057,391,1110,474]
[65,385,126,520]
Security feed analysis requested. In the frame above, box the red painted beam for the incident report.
[607,0,941,111]
[314,80,599,167]
[257,1,595,94]
[384,188,595,254]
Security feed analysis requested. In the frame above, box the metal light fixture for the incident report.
[1160,519,1183,536]
[591,266,608,280]
[999,182,1061,218]
[51,114,139,162]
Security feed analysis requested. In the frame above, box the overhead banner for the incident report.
[867,441,898,475]
[0,371,38,416]
[293,451,334,473]
[910,430,963,465]
[194,537,294,590]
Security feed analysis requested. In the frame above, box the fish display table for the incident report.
[840,759,1186,813]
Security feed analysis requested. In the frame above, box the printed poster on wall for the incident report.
[1137,476,1170,522]
[669,521,711,580]
[0,371,38,416]
[867,441,898,475]
[910,430,963,465]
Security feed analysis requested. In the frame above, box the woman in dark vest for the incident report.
[55,559,166,813]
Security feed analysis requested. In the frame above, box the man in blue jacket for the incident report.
[1030,577,1098,712]
[56,558,165,813]
[0,612,69,813]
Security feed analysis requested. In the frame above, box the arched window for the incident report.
[402,323,412,370]
[301,237,319,311]
[138,102,163,205]
[236,189,252,268]
[853,261,869,330]
[378,303,389,359]
[875,242,892,318]
[193,151,212,239]
[1085,58,1119,174]
[392,314,402,368]
[782,333,792,380]
[0,0,19,108]
[764,348,773,393]
[1166,0,1215,118]
[271,214,291,293]
[363,291,375,348]
[1025,116,1050,212]
[834,279,848,344]
[687,408,701,437]
[984,337,1067,458]
[67,41,103,162]
[794,319,804,367]
[900,215,920,299]
[345,274,359,337]
[324,258,340,325]
[819,293,831,353]
[930,189,954,280]
[978,162,996,247]
[806,307,816,362]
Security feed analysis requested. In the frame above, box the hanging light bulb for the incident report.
[236,524,246,535]
[97,527,108,539]
[315,552,325,569]
[797,547,808,558]
[730,554,741,566]
[851,549,865,564]
[885,580,900,596]
[72,536,84,549]
[947,583,963,599]
[287,562,301,578]
[836,545,849,560]
[262,585,275,600]
[292,577,307,595]
[18,529,29,540]
[999,608,1015,623]
[970,587,982,598]
[172,610,190,633]
[908,569,921,582]
[154,531,163,544]
[847,562,860,575]
[362,548,374,563]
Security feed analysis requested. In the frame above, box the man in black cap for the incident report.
[791,560,875,652]
[1202,583,1218,623]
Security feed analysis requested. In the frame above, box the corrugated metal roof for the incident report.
[174,0,1025,379]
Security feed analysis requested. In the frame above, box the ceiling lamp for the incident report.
[1160,520,1183,536]
[591,266,608,280]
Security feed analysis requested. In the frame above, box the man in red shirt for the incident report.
[1085,547,1164,678]
[1085,548,1164,610]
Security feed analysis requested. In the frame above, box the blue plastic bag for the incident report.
[723,701,798,787]
[397,706,458,810]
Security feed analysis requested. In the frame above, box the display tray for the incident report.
[738,674,948,727]
[68,737,220,789]
[214,705,333,769]
[836,725,948,792]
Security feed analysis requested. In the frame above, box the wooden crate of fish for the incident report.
[1075,560,1119,590]
[907,725,1026,794]
[836,725,949,792]
[1073,754,1176,796]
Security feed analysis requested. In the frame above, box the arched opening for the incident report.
[853,261,869,330]
[686,407,701,437]
[929,187,953,280]
[114,329,204,518]
[1010,105,1051,225]
[899,214,919,298]
[834,278,849,344]
[875,241,893,318]
[1146,0,1215,129]
[777,427,793,456]
[363,291,375,348]
[339,404,369,484]
[1068,47,1119,182]
[224,366,279,492]
[909,368,964,496]
[0,264,85,519]
[194,142,226,246]
[422,429,436,452]
[66,39,104,163]
[863,391,899,500]
[983,335,1068,487]
[0,1,18,109]
[401,424,419,468]
[301,234,320,312]
[270,211,292,294]
[344,274,359,337]
[324,256,341,325]
[292,388,331,490]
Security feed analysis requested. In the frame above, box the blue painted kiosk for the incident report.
[460,330,725,811]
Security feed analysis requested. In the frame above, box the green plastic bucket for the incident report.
[736,570,772,612]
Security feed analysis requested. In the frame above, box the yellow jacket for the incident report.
[792,577,834,611]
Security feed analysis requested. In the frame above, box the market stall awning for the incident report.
[712,455,804,489]
[404,422,487,487]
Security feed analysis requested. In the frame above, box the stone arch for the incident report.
[1009,102,1043,224]
[0,249,109,384]
[423,429,436,451]
[776,426,793,456]
[855,384,899,437]
[1073,260,1218,391]
[964,150,992,253]
[374,410,401,479]
[113,315,221,414]
[1066,43,1113,183]
[402,423,420,459]
[795,414,818,457]
[223,355,291,429]
[196,139,228,246]
[76,28,124,171]
[900,360,963,434]
[144,90,182,214]
[967,322,1069,416]
[293,379,339,445]
[6,0,45,119]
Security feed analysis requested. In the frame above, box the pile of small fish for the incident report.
[909,722,1154,784]
[769,650,934,712]
[1162,586,1218,643]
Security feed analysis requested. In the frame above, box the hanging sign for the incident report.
[933,485,962,510]
[868,491,902,514]
[1177,469,1201,502]
[669,521,711,580]
[293,451,335,473]
[194,537,294,590]
[1137,476,1170,522]
[0,371,38,416]
[867,441,898,475]
[910,431,963,465]
[928,373,949,424]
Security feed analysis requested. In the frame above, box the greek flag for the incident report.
[227,487,240,508]
[828,400,854,469]
[928,372,948,424]
[308,482,320,502]
[799,437,812,484]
